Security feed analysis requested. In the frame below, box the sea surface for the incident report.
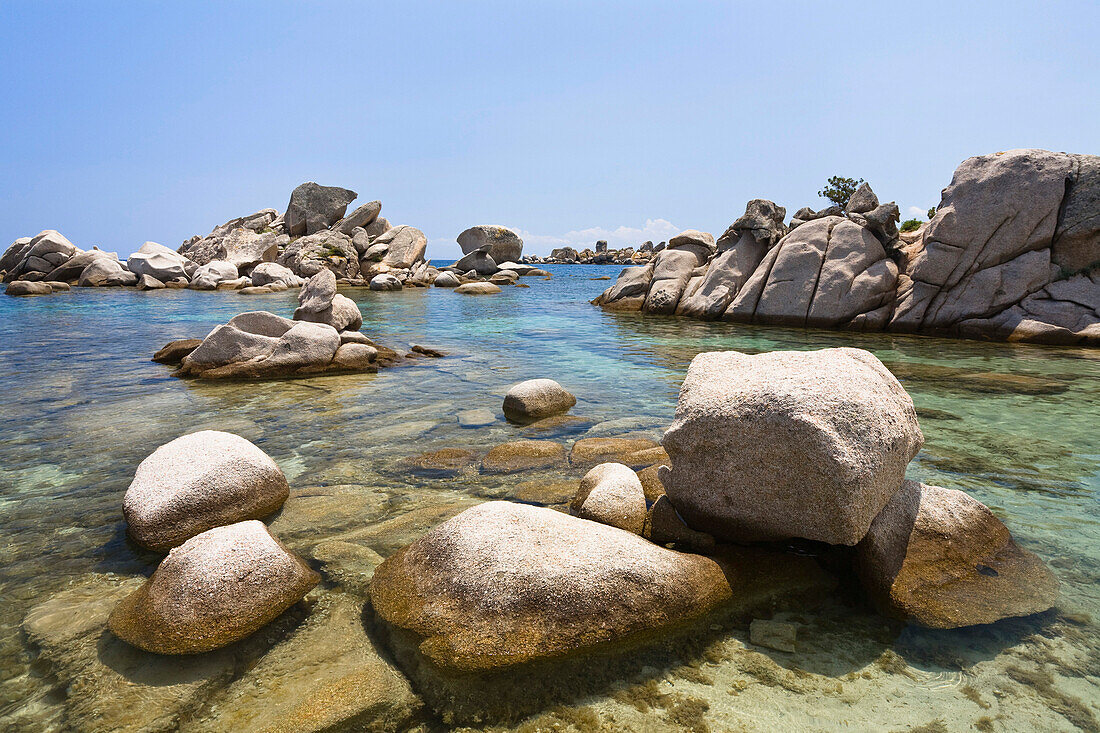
[0,264,1097,732]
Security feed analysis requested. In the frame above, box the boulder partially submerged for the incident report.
[108,521,318,654]
[123,430,290,551]
[857,480,1059,628]
[170,311,396,379]
[502,379,577,422]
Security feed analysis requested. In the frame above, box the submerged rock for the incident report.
[454,281,501,295]
[502,378,577,422]
[123,430,290,551]
[661,348,923,545]
[569,436,660,469]
[109,521,318,654]
[857,480,1058,628]
[152,338,203,365]
[481,440,565,473]
[369,501,734,671]
[5,280,52,296]
[570,462,646,534]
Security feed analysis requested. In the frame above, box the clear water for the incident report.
[1,265,1097,731]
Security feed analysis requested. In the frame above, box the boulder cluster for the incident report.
[533,238,669,266]
[109,430,318,655]
[366,348,1058,721]
[595,149,1100,345]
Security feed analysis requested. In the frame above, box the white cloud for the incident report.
[509,218,681,255]
[907,205,927,218]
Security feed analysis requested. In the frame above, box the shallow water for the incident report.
[0,265,1097,731]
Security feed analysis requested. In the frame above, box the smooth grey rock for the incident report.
[369,273,403,291]
[136,274,165,290]
[374,225,427,269]
[667,229,716,266]
[250,261,297,287]
[453,248,497,276]
[5,280,52,296]
[296,269,337,312]
[433,270,460,287]
[333,200,381,235]
[503,379,577,422]
[845,182,879,214]
[295,292,363,332]
[190,260,239,290]
[128,241,194,282]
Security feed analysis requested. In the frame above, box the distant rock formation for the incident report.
[594,149,1099,346]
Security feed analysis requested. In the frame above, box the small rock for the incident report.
[503,379,577,422]
[749,619,797,653]
[571,463,646,534]
[152,338,203,365]
[454,281,501,295]
[457,409,496,428]
[482,440,565,473]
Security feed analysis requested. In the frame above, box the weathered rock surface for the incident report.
[123,430,290,551]
[596,149,1100,345]
[277,230,360,279]
[661,348,923,545]
[78,256,135,287]
[152,338,203,364]
[502,378,577,422]
[858,480,1059,628]
[285,182,358,236]
[5,280,53,296]
[433,270,460,287]
[189,260,238,290]
[369,273,403,291]
[457,225,523,264]
[128,241,196,282]
[570,462,646,534]
[370,225,427,269]
[482,440,565,473]
[174,311,394,379]
[109,521,319,654]
[333,199,382,235]
[250,261,298,287]
[452,248,497,276]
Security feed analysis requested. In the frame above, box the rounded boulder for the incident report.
[502,379,577,422]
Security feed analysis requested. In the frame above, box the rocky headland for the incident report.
[593,149,1100,346]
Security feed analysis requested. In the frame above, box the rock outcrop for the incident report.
[171,311,395,379]
[123,430,290,551]
[857,480,1059,628]
[595,149,1100,345]
[660,348,923,545]
[284,183,358,236]
[108,521,318,654]
[292,270,363,331]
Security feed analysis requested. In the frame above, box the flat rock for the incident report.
[402,448,479,477]
[152,338,203,365]
[457,225,524,264]
[454,281,501,295]
[569,436,660,469]
[481,440,565,473]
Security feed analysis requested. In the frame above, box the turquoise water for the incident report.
[1,265,1098,731]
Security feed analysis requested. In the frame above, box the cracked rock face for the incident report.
[661,348,923,545]
[284,182,358,236]
[594,148,1098,345]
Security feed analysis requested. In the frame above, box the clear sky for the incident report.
[2,1,1097,259]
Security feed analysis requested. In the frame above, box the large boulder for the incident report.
[457,225,523,264]
[78,257,134,287]
[858,481,1058,628]
[128,241,196,282]
[296,268,337,312]
[250,261,299,287]
[570,462,646,534]
[844,182,879,214]
[189,260,239,290]
[5,280,53,296]
[0,236,33,274]
[332,200,382,235]
[502,379,577,422]
[213,228,281,272]
[296,293,363,331]
[284,182,358,236]
[277,230,360,279]
[369,273,403,291]
[661,348,923,545]
[108,521,318,653]
[667,229,715,266]
[676,235,769,319]
[452,247,497,276]
[724,216,898,329]
[369,501,737,671]
[123,430,290,551]
[177,209,283,267]
[718,199,788,250]
[454,281,501,295]
[643,248,698,314]
[373,225,427,269]
[45,249,118,282]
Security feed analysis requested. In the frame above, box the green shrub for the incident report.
[927,207,937,220]
[900,219,922,233]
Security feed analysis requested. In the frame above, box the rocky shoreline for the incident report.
[1,183,548,297]
[18,351,1063,729]
[592,149,1099,346]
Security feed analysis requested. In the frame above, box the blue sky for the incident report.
[2,1,1097,259]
